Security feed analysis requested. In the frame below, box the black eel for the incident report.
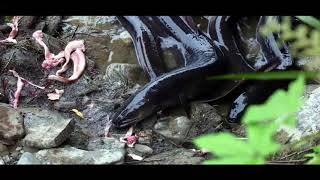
[111,16,296,128]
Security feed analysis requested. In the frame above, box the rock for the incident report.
[137,130,153,145]
[17,152,41,165]
[134,144,153,156]
[111,31,132,44]
[87,137,125,151]
[298,56,320,83]
[187,102,224,140]
[20,108,74,149]
[0,103,25,144]
[0,158,4,165]
[60,16,137,73]
[22,146,38,153]
[154,116,192,143]
[53,101,78,112]
[18,16,39,34]
[1,155,10,164]
[10,150,21,161]
[0,143,8,153]
[44,16,62,36]
[34,146,125,164]
[141,148,204,165]
[0,42,43,78]
[104,63,147,88]
[280,85,320,141]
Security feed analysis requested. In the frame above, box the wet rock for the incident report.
[110,31,132,44]
[0,24,11,34]
[32,31,66,55]
[137,130,153,145]
[134,144,153,156]
[0,45,44,81]
[17,152,41,165]
[79,101,114,137]
[34,146,125,164]
[154,116,192,143]
[21,108,74,149]
[18,16,39,34]
[1,155,10,164]
[87,137,125,151]
[141,148,204,165]
[53,101,78,112]
[22,146,38,153]
[44,16,62,36]
[104,63,147,88]
[108,34,137,65]
[298,56,320,83]
[0,103,25,144]
[60,16,137,73]
[66,125,90,150]
[187,102,223,140]
[0,143,7,151]
[10,150,21,162]
[280,85,320,141]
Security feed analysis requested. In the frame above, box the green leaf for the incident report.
[207,71,320,81]
[242,90,290,124]
[307,155,320,164]
[288,75,305,99]
[242,76,305,126]
[296,16,320,30]
[194,133,251,157]
[193,75,306,164]
[203,156,265,165]
[313,145,320,153]
[247,124,280,156]
[306,145,320,164]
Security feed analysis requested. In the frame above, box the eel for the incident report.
[112,16,226,128]
[112,16,296,127]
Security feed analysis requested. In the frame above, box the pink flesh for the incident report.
[33,30,65,69]
[64,40,85,62]
[0,16,21,44]
[49,48,86,83]
[9,69,45,109]
[12,77,25,109]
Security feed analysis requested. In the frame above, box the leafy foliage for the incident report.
[207,71,320,81]
[305,146,320,164]
[259,16,320,58]
[193,75,305,164]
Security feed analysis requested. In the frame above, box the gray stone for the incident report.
[1,155,10,164]
[34,146,125,164]
[154,116,192,143]
[44,16,62,35]
[280,85,320,141]
[187,102,224,139]
[0,143,8,153]
[104,63,147,88]
[0,158,4,165]
[60,16,137,73]
[298,56,320,83]
[10,151,21,160]
[137,130,153,145]
[87,137,125,151]
[141,148,204,165]
[134,144,153,156]
[20,108,74,149]
[17,152,42,165]
[0,103,25,143]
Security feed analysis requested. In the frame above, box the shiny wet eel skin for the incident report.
[111,16,297,128]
